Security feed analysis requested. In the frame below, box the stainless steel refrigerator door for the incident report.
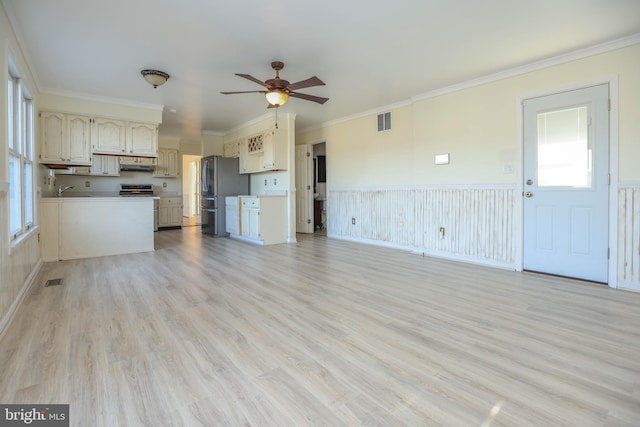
[201,208,218,235]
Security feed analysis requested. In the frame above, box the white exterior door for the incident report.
[523,85,609,283]
[295,144,314,233]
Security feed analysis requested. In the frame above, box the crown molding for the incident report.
[299,33,640,133]
[411,33,640,103]
[205,112,297,136]
[308,99,412,132]
[40,87,165,111]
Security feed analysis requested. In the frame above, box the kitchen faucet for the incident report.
[58,185,74,196]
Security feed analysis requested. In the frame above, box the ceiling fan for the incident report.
[221,61,329,108]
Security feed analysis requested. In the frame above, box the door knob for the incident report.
[525,191,533,198]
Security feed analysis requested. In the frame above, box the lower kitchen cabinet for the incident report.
[236,195,287,245]
[158,197,182,228]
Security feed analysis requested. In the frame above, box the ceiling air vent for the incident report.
[377,112,391,132]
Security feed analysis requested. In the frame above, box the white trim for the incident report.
[0,260,42,339]
[40,88,165,112]
[412,34,640,103]
[516,76,619,288]
[329,233,516,270]
[297,34,640,134]
[618,182,640,189]
[608,77,620,289]
[331,183,517,192]
[205,112,297,137]
[617,282,640,293]
[309,99,412,131]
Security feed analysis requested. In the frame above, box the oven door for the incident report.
[201,208,217,235]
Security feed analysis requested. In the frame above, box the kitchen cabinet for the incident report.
[153,149,179,178]
[73,154,120,176]
[92,117,127,155]
[223,140,240,158]
[158,197,182,228]
[126,122,158,157]
[225,196,240,235]
[40,197,154,261]
[261,129,287,171]
[237,195,287,245]
[238,129,288,174]
[39,112,92,165]
[91,154,120,176]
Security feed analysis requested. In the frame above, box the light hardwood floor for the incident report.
[1,227,639,426]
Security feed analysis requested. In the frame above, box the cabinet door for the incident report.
[241,207,251,236]
[67,115,92,164]
[249,209,260,239]
[127,122,158,156]
[165,150,178,177]
[92,118,126,154]
[90,155,120,176]
[262,130,275,170]
[169,206,182,226]
[40,112,66,163]
[158,205,170,227]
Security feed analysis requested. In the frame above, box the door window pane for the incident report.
[537,106,591,187]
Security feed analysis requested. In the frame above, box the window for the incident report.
[7,68,35,241]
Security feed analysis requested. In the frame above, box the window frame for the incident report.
[7,65,35,242]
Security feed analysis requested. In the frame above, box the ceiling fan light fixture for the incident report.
[265,90,288,107]
[141,69,170,88]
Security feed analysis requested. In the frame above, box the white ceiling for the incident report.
[4,0,640,141]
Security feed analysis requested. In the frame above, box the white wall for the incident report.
[297,42,640,288]
[0,3,42,333]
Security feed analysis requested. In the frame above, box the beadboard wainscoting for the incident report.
[618,184,640,291]
[0,184,42,336]
[327,185,517,268]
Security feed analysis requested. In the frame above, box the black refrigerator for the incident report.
[201,156,249,236]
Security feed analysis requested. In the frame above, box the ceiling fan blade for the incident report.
[220,90,266,95]
[235,73,270,88]
[289,92,329,104]
[287,76,325,91]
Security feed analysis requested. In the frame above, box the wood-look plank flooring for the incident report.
[1,227,640,426]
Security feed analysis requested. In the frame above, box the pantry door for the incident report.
[523,84,609,283]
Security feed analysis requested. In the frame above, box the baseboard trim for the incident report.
[328,233,516,271]
[0,260,43,339]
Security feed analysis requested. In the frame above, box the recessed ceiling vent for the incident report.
[377,112,391,132]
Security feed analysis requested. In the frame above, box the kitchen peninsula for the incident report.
[40,195,155,261]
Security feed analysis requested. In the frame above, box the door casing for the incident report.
[516,76,619,288]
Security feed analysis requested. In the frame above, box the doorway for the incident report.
[522,84,609,283]
[182,154,202,226]
[295,141,327,234]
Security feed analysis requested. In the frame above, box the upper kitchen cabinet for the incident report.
[91,117,126,155]
[126,122,158,157]
[261,129,287,171]
[40,112,91,166]
[237,129,288,174]
[92,118,159,157]
[223,139,240,158]
[153,148,179,178]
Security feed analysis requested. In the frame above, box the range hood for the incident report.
[120,163,155,172]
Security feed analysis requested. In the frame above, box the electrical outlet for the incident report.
[352,217,356,225]
[274,178,277,185]
[85,181,90,187]
[439,227,445,239]
[264,179,268,186]
[163,182,167,188]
